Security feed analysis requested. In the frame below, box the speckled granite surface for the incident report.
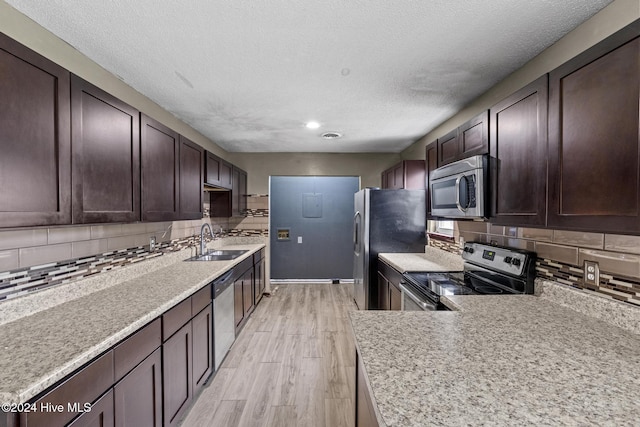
[0,243,264,404]
[350,296,640,426]
[536,278,640,336]
[379,246,464,273]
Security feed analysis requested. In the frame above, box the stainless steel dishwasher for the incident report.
[212,269,235,370]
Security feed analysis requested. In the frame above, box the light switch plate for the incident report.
[297,236,303,244]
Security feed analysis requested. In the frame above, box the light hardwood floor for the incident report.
[182,283,357,427]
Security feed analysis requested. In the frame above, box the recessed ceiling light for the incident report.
[305,121,320,129]
[321,132,342,139]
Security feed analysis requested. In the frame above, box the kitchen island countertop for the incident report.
[350,295,640,426]
[0,242,265,405]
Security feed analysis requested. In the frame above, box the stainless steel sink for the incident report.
[187,249,249,261]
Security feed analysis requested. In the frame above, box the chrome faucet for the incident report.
[200,223,213,256]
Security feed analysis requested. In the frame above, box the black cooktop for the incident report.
[402,271,510,304]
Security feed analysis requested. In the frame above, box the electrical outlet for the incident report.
[584,260,599,286]
[150,236,156,251]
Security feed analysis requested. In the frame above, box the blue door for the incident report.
[270,176,359,280]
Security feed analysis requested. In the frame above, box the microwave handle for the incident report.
[456,175,469,212]
[455,176,466,212]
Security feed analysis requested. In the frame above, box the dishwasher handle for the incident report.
[212,269,235,298]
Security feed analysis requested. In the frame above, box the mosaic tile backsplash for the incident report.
[0,195,270,302]
[0,235,211,301]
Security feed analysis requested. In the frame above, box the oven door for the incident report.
[399,283,439,311]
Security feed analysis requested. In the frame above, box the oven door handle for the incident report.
[399,282,431,311]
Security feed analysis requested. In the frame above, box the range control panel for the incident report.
[461,242,532,277]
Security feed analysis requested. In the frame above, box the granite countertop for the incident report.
[350,296,640,426]
[0,242,265,405]
[379,246,464,273]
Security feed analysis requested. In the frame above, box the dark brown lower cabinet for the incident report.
[377,272,390,311]
[21,351,114,427]
[389,282,401,311]
[243,268,254,318]
[356,351,379,427]
[114,349,162,427]
[68,390,114,427]
[192,305,213,393]
[377,261,403,311]
[234,257,255,334]
[163,322,193,427]
[253,250,266,305]
[234,267,254,333]
[234,274,244,331]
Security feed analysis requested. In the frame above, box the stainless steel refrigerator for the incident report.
[353,188,426,310]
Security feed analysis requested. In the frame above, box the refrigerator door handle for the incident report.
[353,211,361,255]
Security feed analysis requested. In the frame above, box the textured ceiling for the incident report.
[6,0,612,153]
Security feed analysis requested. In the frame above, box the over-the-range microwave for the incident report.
[429,154,488,220]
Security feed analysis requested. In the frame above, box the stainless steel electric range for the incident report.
[401,242,537,311]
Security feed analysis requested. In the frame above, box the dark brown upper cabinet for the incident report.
[71,75,140,224]
[425,141,437,218]
[0,34,71,227]
[437,128,459,166]
[381,160,425,189]
[232,166,248,216]
[141,114,180,222]
[179,135,204,220]
[437,111,489,167]
[205,151,233,190]
[489,75,548,227]
[548,21,640,234]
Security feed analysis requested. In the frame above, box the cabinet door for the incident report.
[392,164,404,189]
[71,75,140,223]
[68,390,114,427]
[205,151,233,190]
[23,352,114,427]
[490,76,548,226]
[243,268,254,316]
[234,277,244,330]
[254,256,265,305]
[437,128,459,166]
[459,111,489,159]
[402,160,426,190]
[141,114,180,222]
[163,322,193,427]
[425,141,438,218]
[192,305,213,394]
[377,272,389,310]
[548,25,640,233]
[114,348,162,427]
[389,283,401,311]
[179,135,203,220]
[0,34,71,227]
[232,166,248,216]
[382,168,395,189]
